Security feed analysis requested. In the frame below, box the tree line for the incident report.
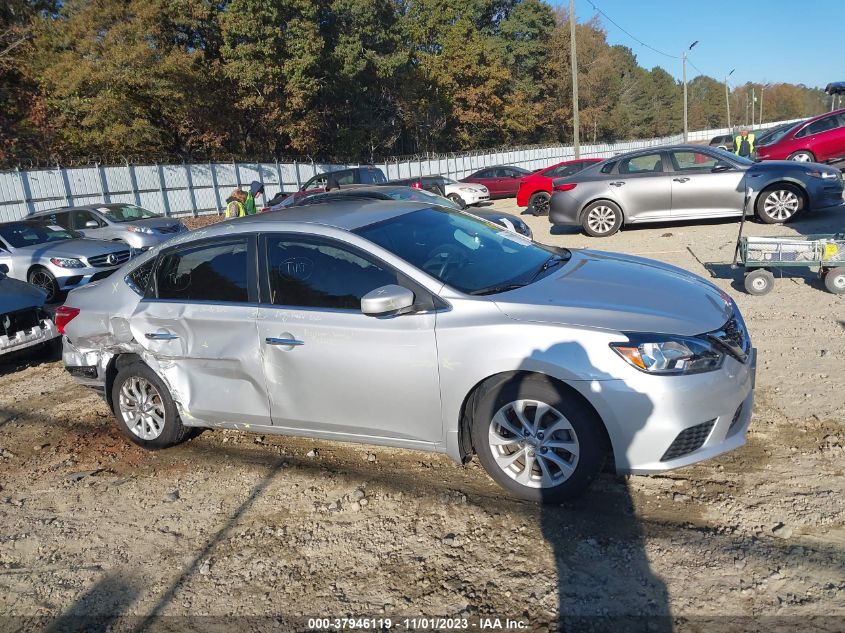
[0,0,830,168]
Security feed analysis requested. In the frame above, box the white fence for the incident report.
[0,119,798,221]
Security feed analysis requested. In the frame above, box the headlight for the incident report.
[611,334,724,375]
[49,257,85,268]
[806,170,838,180]
[459,187,475,192]
[126,225,155,234]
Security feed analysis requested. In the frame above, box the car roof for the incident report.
[216,199,433,234]
[31,202,135,216]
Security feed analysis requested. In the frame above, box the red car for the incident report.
[756,108,845,163]
[460,165,533,199]
[516,158,603,215]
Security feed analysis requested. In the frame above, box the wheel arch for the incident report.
[104,352,146,413]
[456,370,614,465]
[754,179,809,210]
[578,197,626,225]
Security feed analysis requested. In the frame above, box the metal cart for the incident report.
[731,185,845,295]
[736,234,845,294]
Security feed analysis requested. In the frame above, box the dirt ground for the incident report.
[1,199,844,632]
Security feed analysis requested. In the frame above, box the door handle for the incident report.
[145,331,179,340]
[609,181,626,187]
[265,337,305,347]
[673,177,690,183]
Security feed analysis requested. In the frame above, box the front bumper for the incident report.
[54,266,122,291]
[807,180,845,208]
[461,190,490,205]
[572,350,756,474]
[0,314,59,356]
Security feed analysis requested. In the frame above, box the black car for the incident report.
[284,186,533,238]
[265,165,389,209]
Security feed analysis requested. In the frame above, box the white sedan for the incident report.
[441,178,490,208]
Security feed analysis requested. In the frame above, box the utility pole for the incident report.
[725,69,735,130]
[759,85,765,124]
[751,86,755,127]
[570,0,580,158]
[682,41,698,143]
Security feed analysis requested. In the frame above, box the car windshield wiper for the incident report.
[529,254,568,282]
[469,283,526,296]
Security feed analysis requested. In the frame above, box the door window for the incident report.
[669,151,719,172]
[69,210,102,230]
[619,153,664,174]
[154,239,249,303]
[265,236,400,310]
[474,169,495,179]
[795,116,838,138]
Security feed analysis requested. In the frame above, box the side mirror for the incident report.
[712,162,733,173]
[361,284,415,316]
[0,263,8,275]
[85,220,100,228]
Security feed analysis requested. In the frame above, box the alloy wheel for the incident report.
[762,190,799,221]
[488,399,580,489]
[29,270,56,302]
[531,193,550,215]
[586,206,617,235]
[790,152,812,162]
[119,376,166,440]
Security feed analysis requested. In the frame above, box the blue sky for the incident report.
[558,0,841,89]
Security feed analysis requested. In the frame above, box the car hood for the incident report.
[493,249,733,336]
[12,238,128,259]
[0,275,46,312]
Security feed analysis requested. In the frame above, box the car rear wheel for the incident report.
[111,361,190,449]
[755,184,804,223]
[28,267,60,303]
[823,267,845,294]
[744,269,775,295]
[528,191,551,216]
[788,151,815,162]
[581,201,623,237]
[447,193,466,209]
[471,374,606,503]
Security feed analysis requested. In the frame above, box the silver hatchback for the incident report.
[61,202,756,502]
[32,204,187,252]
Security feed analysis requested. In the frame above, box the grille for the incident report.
[708,315,749,362]
[87,250,131,268]
[1,308,41,338]
[156,225,181,234]
[727,403,745,437]
[90,269,117,282]
[661,419,716,461]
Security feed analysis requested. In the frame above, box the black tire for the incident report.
[447,193,466,209]
[823,267,845,294]
[27,267,60,303]
[755,183,805,224]
[787,150,815,163]
[528,191,551,216]
[744,269,775,295]
[111,360,190,449]
[580,200,623,237]
[471,374,607,503]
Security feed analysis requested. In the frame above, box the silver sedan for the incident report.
[550,145,844,237]
[60,201,755,502]
[0,221,132,302]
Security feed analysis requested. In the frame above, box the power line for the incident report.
[584,0,679,59]
[687,59,712,79]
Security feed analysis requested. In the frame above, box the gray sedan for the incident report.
[550,145,844,237]
[31,204,187,251]
[61,201,755,502]
[0,222,132,302]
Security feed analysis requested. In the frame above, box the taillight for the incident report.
[412,182,422,189]
[555,183,577,192]
[54,305,80,335]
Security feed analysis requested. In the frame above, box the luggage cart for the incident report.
[732,185,845,295]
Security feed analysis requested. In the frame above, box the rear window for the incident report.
[125,258,156,296]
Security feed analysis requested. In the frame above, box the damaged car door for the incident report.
[129,236,270,427]
[255,233,443,446]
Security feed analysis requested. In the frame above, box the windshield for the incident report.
[355,207,568,295]
[100,205,160,223]
[0,222,75,248]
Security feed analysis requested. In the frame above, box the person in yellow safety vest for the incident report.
[734,128,755,158]
[225,189,247,218]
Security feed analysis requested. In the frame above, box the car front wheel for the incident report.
[581,201,623,237]
[111,360,190,449]
[447,193,466,209]
[755,184,804,223]
[28,267,60,303]
[472,374,606,503]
